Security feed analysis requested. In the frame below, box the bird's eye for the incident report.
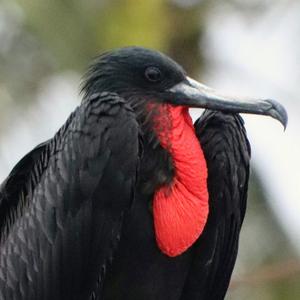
[145,67,162,82]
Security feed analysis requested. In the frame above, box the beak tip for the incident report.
[265,99,288,130]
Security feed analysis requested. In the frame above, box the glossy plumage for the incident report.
[181,111,250,299]
[0,93,139,299]
[0,47,286,300]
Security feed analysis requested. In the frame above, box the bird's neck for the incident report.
[150,104,209,257]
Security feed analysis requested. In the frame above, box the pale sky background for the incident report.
[205,1,300,253]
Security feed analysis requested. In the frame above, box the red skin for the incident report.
[150,104,209,257]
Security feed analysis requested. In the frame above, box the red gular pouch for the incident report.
[149,104,209,257]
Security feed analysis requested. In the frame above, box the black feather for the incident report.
[0,93,140,299]
[180,110,251,300]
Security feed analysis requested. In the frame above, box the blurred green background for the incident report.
[0,0,299,299]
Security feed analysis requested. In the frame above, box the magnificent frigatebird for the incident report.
[0,47,287,300]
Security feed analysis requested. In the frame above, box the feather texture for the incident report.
[0,93,140,300]
[180,110,251,300]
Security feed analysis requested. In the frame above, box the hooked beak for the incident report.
[168,77,288,129]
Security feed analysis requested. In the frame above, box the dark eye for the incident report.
[145,67,162,82]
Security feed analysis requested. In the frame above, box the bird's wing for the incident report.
[0,140,50,235]
[0,92,140,300]
[180,110,251,300]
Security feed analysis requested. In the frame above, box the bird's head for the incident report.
[81,47,287,257]
[82,46,287,129]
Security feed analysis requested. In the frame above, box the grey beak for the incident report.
[168,77,288,129]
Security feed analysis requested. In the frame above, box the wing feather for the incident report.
[181,110,250,300]
[0,92,140,300]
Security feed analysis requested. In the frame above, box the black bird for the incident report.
[0,47,287,300]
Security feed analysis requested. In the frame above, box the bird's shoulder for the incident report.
[0,92,140,240]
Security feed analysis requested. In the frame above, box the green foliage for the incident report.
[96,0,168,51]
[13,0,169,70]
